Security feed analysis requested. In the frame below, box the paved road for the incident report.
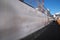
[21,21,60,40]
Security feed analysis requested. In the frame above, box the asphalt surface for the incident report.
[21,21,60,40]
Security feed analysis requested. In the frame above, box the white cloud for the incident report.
[55,12,60,15]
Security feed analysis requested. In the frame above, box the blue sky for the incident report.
[24,0,60,15]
